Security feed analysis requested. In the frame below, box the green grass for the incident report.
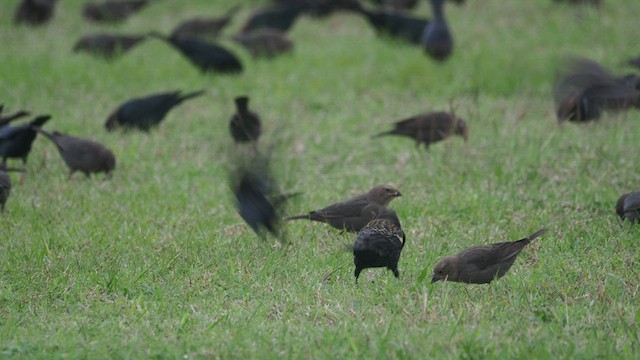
[1,0,640,358]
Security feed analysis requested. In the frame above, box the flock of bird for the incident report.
[4,0,639,285]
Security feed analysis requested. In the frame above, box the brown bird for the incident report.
[35,128,116,178]
[229,96,262,143]
[431,228,547,284]
[232,29,294,59]
[554,57,640,122]
[0,108,30,127]
[73,33,147,60]
[285,184,401,232]
[374,111,468,149]
[83,0,149,23]
[616,192,640,223]
[353,208,406,283]
[171,5,241,40]
[14,0,57,26]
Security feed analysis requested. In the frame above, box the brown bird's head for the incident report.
[368,184,402,206]
[431,256,458,283]
[454,118,469,142]
[616,193,629,220]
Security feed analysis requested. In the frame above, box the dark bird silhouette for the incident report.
[367,0,418,11]
[286,184,402,232]
[73,33,147,60]
[241,2,309,33]
[552,0,602,6]
[34,128,116,178]
[628,57,640,70]
[353,208,405,283]
[232,170,280,239]
[421,0,453,61]
[105,90,204,131]
[0,115,50,165]
[374,111,468,149]
[14,0,57,26]
[616,192,640,223]
[0,166,25,213]
[554,57,640,122]
[431,228,547,284]
[171,5,241,40]
[229,96,262,143]
[356,6,429,44]
[0,109,30,127]
[232,29,294,59]
[149,32,243,74]
[83,0,149,23]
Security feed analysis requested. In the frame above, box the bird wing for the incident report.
[311,197,371,219]
[457,241,525,271]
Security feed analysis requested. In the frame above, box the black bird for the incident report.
[232,29,294,59]
[355,6,429,44]
[149,32,243,74]
[367,0,419,11]
[105,90,204,131]
[83,0,149,23]
[431,229,547,284]
[35,128,116,178]
[232,171,279,239]
[616,192,640,223]
[555,57,640,122]
[14,0,57,26]
[353,208,406,283]
[0,109,30,127]
[0,166,25,213]
[230,96,262,143]
[171,5,241,40]
[374,111,468,149]
[421,0,453,61]
[241,2,309,33]
[73,33,147,60]
[0,115,50,165]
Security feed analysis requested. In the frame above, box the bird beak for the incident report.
[431,275,440,284]
[395,190,402,197]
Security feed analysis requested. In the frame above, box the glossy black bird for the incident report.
[0,115,50,165]
[14,0,57,26]
[286,184,402,232]
[171,5,241,40]
[73,33,147,60]
[149,32,243,74]
[355,6,429,44]
[555,57,640,122]
[431,229,547,284]
[353,208,406,283]
[83,0,149,23]
[616,192,640,223]
[0,109,30,127]
[105,90,204,131]
[241,2,309,33]
[232,29,294,59]
[35,128,116,178]
[0,166,24,213]
[421,0,453,61]
[374,111,468,149]
[230,96,262,143]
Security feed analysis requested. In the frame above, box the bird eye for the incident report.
[438,270,444,274]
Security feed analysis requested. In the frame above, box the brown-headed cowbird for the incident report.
[0,109,30,127]
[105,90,204,131]
[554,57,640,122]
[171,5,241,40]
[229,96,262,143]
[421,0,453,62]
[241,2,308,33]
[83,0,148,23]
[14,0,57,26]
[353,208,405,283]
[0,166,24,212]
[232,29,294,59]
[0,115,50,165]
[431,228,547,284]
[616,192,640,223]
[73,33,147,60]
[355,6,429,44]
[374,111,468,149]
[35,128,116,178]
[286,184,401,232]
[149,32,243,74]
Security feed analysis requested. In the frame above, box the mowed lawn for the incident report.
[1,0,640,358]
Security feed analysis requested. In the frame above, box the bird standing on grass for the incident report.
[285,184,402,232]
[374,111,468,149]
[105,90,204,131]
[171,5,242,40]
[422,0,454,61]
[431,228,547,284]
[34,128,116,178]
[353,208,406,283]
[229,96,262,143]
[0,115,51,165]
[616,192,640,223]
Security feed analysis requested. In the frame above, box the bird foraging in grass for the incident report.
[73,33,147,60]
[353,208,406,283]
[374,111,468,149]
[232,29,294,59]
[285,184,402,232]
[0,115,51,166]
[171,5,241,40]
[229,96,262,143]
[14,0,57,26]
[616,192,640,223]
[431,228,547,284]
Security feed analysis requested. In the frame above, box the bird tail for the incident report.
[525,228,547,243]
[29,115,51,127]
[32,127,54,139]
[371,130,394,139]
[285,214,310,221]
[179,90,206,102]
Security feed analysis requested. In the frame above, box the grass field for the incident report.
[1,0,640,358]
